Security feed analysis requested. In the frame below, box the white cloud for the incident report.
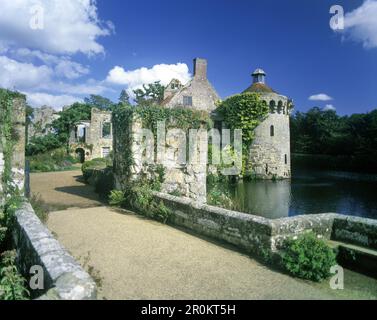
[0,55,52,90]
[54,60,90,79]
[106,63,192,94]
[25,92,82,109]
[340,0,377,48]
[308,93,333,101]
[324,104,336,111]
[0,0,113,55]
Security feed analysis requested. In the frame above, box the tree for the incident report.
[133,81,165,105]
[119,89,130,104]
[84,95,114,110]
[52,103,93,152]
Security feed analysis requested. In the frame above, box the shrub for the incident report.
[81,158,108,181]
[28,148,78,173]
[109,190,125,207]
[109,181,171,223]
[0,250,29,300]
[26,134,63,156]
[207,184,234,209]
[281,232,337,282]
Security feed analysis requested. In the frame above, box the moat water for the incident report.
[211,169,377,220]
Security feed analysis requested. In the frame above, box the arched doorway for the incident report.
[75,148,85,163]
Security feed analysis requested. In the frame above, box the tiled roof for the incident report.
[243,82,277,94]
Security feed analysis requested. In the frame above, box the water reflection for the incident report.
[213,169,377,220]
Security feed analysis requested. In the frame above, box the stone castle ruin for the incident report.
[28,106,60,140]
[69,108,113,162]
[244,69,292,179]
[112,58,292,203]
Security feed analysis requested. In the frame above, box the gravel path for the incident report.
[31,170,377,300]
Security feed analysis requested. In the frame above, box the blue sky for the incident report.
[0,0,376,115]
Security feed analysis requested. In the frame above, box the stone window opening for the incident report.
[265,164,269,174]
[269,100,276,113]
[102,147,111,158]
[183,96,193,107]
[270,125,275,137]
[285,154,288,164]
[277,101,283,114]
[102,122,112,139]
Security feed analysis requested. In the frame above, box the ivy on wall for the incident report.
[112,103,213,181]
[216,92,269,175]
[0,89,24,196]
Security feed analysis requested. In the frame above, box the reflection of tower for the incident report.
[235,180,291,219]
[244,69,292,179]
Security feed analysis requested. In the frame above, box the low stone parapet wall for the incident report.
[332,215,377,250]
[12,202,97,300]
[154,192,375,258]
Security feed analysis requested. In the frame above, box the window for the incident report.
[285,154,288,164]
[269,100,276,113]
[183,96,193,106]
[277,101,283,114]
[102,147,111,158]
[270,125,275,137]
[102,122,111,139]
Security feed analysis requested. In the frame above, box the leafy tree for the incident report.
[51,103,93,151]
[133,81,165,105]
[26,134,63,156]
[84,95,114,110]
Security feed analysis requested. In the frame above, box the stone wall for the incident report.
[332,215,377,250]
[69,108,113,161]
[13,202,97,300]
[249,93,291,179]
[113,109,208,202]
[154,192,337,256]
[0,95,26,200]
[88,108,112,159]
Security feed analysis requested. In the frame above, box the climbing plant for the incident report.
[112,102,213,180]
[0,89,24,196]
[0,89,29,300]
[216,92,269,175]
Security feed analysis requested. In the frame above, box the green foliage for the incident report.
[207,184,234,209]
[0,250,29,300]
[51,102,92,145]
[124,182,171,223]
[27,148,78,173]
[133,81,165,105]
[26,134,63,156]
[109,190,126,207]
[282,232,337,282]
[0,89,25,195]
[291,107,377,173]
[217,92,269,147]
[84,95,115,110]
[81,158,109,181]
[109,169,171,223]
[217,92,269,175]
[1,191,23,250]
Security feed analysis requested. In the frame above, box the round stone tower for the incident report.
[244,69,292,179]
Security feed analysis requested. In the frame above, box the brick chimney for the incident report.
[193,58,207,80]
